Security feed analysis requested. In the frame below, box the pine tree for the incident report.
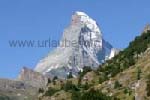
[67,72,73,79]
[146,74,150,96]
[114,81,122,89]
[137,67,141,80]
[38,88,44,93]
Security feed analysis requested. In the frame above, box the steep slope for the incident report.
[96,48,150,100]
[39,27,150,100]
[35,11,117,78]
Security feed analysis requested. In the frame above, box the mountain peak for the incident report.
[71,11,101,34]
[35,12,118,78]
[71,11,90,24]
[72,11,94,23]
[74,11,87,16]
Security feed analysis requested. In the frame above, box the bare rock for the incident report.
[18,67,48,88]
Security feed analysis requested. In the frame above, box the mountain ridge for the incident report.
[39,26,150,100]
[34,11,118,78]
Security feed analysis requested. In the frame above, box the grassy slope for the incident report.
[40,32,150,100]
[95,48,150,100]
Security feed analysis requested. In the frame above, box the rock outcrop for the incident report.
[143,24,150,33]
[18,67,48,88]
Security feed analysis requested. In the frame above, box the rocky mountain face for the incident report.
[39,26,150,100]
[18,67,48,88]
[3,11,118,100]
[34,11,118,78]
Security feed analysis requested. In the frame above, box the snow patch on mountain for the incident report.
[34,11,118,78]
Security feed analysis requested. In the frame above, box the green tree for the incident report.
[38,88,44,93]
[53,76,58,81]
[62,80,79,92]
[0,96,10,100]
[146,74,150,96]
[136,67,141,80]
[99,73,108,84]
[47,78,51,85]
[52,76,58,85]
[78,66,92,87]
[71,91,81,100]
[97,31,150,80]
[81,88,113,100]
[79,66,92,78]
[82,82,90,90]
[44,87,58,96]
[67,72,73,79]
[114,81,122,89]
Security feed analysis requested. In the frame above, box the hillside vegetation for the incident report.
[39,31,150,100]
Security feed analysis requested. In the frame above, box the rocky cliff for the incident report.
[34,11,118,78]
[18,67,48,88]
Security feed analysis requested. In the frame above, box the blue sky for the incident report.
[0,0,150,79]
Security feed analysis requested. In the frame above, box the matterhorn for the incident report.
[34,11,118,78]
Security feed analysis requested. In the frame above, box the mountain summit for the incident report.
[34,11,118,78]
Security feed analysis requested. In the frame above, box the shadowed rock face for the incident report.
[18,67,48,88]
[34,11,118,79]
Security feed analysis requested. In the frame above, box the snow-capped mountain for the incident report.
[34,11,118,78]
